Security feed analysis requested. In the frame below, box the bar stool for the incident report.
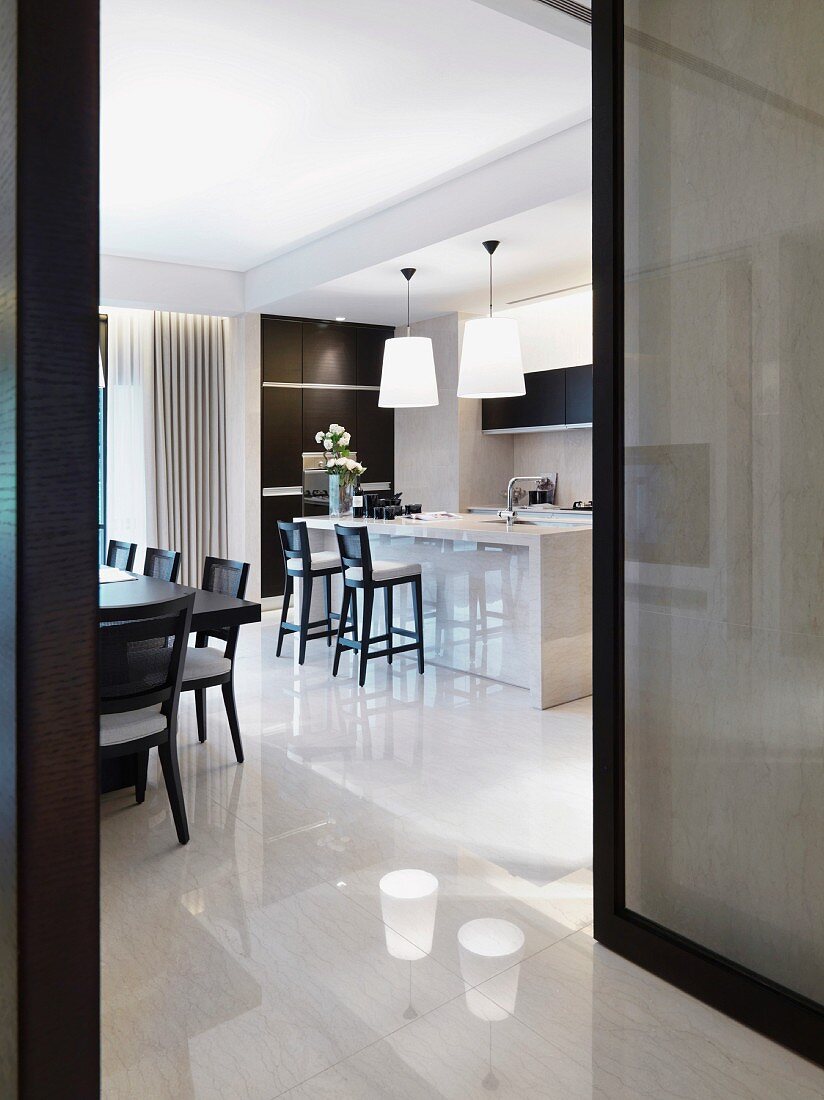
[276,520,344,665]
[332,523,424,687]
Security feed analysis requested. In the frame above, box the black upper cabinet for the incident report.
[355,389,394,486]
[303,323,356,386]
[356,328,389,387]
[302,387,357,453]
[565,364,593,425]
[482,369,565,432]
[262,387,302,487]
[262,317,302,384]
[481,366,593,432]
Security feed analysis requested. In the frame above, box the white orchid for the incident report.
[315,431,324,444]
[326,457,336,467]
[341,431,351,445]
[344,457,356,470]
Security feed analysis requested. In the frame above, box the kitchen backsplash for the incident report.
[513,427,592,507]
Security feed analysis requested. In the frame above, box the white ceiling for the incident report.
[265,192,592,326]
[101,0,591,272]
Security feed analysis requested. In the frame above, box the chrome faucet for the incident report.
[499,476,542,530]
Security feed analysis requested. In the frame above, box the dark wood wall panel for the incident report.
[302,387,357,453]
[356,328,388,387]
[303,323,356,386]
[262,387,302,487]
[262,317,302,383]
[2,0,101,1093]
[356,389,394,485]
[260,319,394,596]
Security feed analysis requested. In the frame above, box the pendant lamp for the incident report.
[457,240,524,399]
[379,268,439,408]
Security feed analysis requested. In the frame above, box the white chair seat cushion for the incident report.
[286,550,340,574]
[183,645,232,681]
[100,704,166,747]
[347,560,422,583]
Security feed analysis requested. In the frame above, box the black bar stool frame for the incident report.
[332,523,424,687]
[276,520,352,664]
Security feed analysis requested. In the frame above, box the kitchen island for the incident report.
[297,513,591,709]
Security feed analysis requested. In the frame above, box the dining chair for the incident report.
[181,556,250,762]
[143,546,182,583]
[99,592,194,844]
[332,524,424,687]
[106,538,137,571]
[276,520,345,665]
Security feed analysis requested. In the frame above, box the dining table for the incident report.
[99,572,262,792]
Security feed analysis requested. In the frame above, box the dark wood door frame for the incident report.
[591,0,824,1066]
[0,0,101,1094]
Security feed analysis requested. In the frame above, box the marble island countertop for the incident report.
[299,511,591,546]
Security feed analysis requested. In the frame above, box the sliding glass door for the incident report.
[593,0,824,1062]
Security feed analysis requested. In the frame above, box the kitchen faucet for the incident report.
[499,476,542,530]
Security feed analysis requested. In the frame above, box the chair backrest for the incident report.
[107,539,137,571]
[143,546,182,583]
[98,593,194,721]
[334,524,372,580]
[201,556,249,600]
[199,556,250,651]
[277,520,312,573]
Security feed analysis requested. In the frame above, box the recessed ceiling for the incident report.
[101,0,591,271]
[265,192,592,326]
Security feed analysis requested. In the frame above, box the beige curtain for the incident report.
[150,312,228,585]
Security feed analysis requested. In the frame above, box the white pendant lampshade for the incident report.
[379,267,439,408]
[457,240,524,399]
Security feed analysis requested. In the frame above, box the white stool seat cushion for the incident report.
[347,560,422,583]
[287,550,341,574]
[183,645,232,681]
[100,704,166,747]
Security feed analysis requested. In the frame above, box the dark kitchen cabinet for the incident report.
[564,364,593,425]
[262,317,302,383]
[482,369,566,432]
[356,327,390,387]
[302,386,357,453]
[355,389,394,485]
[261,492,302,598]
[303,322,356,386]
[262,387,302,487]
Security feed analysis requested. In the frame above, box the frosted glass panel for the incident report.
[623,0,824,1004]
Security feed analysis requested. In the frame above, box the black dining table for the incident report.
[99,573,261,792]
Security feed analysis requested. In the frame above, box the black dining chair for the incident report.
[332,524,424,687]
[181,556,250,762]
[99,592,194,844]
[106,538,137,571]
[143,546,182,583]
[276,520,345,665]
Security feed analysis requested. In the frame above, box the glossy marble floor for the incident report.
[101,615,824,1099]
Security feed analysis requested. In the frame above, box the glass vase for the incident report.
[328,472,354,517]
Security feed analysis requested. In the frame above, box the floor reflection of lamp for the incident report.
[457,918,525,1090]
[379,869,439,1020]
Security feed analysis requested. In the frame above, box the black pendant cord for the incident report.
[400,267,416,336]
[482,240,500,319]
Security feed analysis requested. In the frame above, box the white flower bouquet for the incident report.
[314,423,366,487]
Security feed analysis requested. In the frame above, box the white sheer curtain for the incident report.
[105,307,154,557]
[105,307,229,584]
[151,312,229,585]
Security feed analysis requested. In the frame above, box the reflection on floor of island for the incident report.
[299,514,592,709]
